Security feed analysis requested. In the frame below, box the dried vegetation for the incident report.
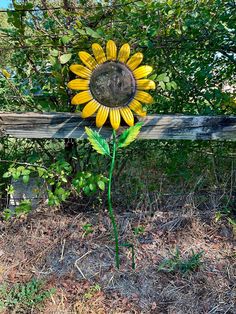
[0,197,235,313]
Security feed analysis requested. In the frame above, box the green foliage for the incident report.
[85,127,110,156]
[3,165,31,182]
[1,159,108,218]
[72,171,108,195]
[215,197,236,232]
[85,27,101,39]
[2,200,32,221]
[0,278,55,312]
[2,160,72,208]
[118,122,143,148]
[133,225,145,236]
[82,223,94,236]
[0,0,234,114]
[83,284,101,299]
[158,248,204,274]
[59,53,72,65]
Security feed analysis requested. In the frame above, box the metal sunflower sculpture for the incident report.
[67,40,155,269]
[67,40,155,129]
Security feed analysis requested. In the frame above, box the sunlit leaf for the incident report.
[59,53,72,64]
[118,122,143,148]
[85,27,101,38]
[61,35,72,45]
[97,180,105,191]
[159,81,165,90]
[85,127,110,156]
[157,73,169,82]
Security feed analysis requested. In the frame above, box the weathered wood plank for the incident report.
[1,112,236,141]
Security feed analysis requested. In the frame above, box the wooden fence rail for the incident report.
[1,112,236,141]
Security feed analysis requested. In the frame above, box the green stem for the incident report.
[108,129,120,269]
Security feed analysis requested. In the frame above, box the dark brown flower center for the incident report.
[89,61,136,108]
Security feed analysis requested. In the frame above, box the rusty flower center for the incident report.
[89,61,136,108]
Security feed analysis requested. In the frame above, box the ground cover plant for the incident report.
[0,0,236,313]
[0,278,55,312]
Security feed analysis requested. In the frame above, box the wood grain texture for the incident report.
[1,112,236,141]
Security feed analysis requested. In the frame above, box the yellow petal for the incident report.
[96,105,109,128]
[67,79,89,90]
[109,108,121,130]
[137,79,156,90]
[129,99,147,117]
[71,91,92,105]
[120,107,134,126]
[1,69,11,79]
[92,43,106,64]
[118,43,130,63]
[82,99,101,118]
[106,40,117,60]
[69,64,91,78]
[135,91,154,104]
[133,65,153,79]
[126,52,143,71]
[78,51,97,70]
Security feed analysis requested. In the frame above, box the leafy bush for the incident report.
[1,159,108,219]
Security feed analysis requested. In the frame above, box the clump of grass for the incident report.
[158,248,204,274]
[0,278,56,312]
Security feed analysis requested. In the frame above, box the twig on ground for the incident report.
[74,250,92,279]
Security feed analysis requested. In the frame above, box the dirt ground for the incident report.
[0,204,235,314]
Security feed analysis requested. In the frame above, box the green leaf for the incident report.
[22,175,29,184]
[118,122,143,149]
[85,27,101,38]
[76,28,86,35]
[59,53,72,64]
[12,171,20,180]
[85,127,110,156]
[157,73,169,82]
[159,81,166,90]
[61,35,72,45]
[166,82,172,90]
[50,49,59,57]
[3,172,11,178]
[37,167,47,177]
[170,81,177,90]
[89,183,96,191]
[149,74,157,80]
[83,186,91,195]
[22,169,30,175]
[97,180,105,191]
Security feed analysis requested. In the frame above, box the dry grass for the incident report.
[0,203,235,313]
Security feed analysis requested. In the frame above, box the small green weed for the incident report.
[83,284,101,300]
[82,223,94,236]
[215,201,236,233]
[158,248,204,274]
[2,200,32,221]
[0,278,56,312]
[133,225,145,236]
